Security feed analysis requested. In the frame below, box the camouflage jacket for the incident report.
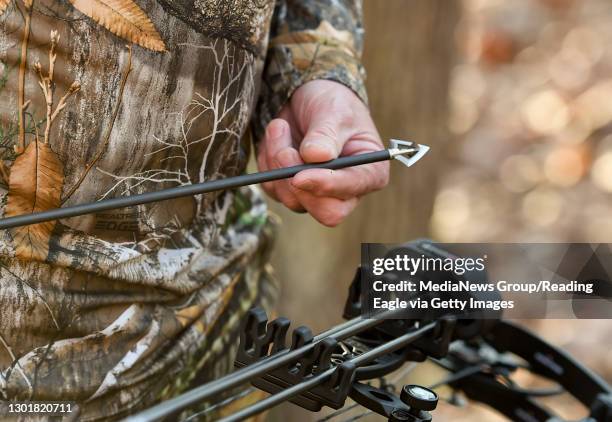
[0,0,366,420]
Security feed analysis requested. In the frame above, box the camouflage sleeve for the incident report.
[253,0,368,137]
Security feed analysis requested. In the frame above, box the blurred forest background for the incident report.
[267,0,612,420]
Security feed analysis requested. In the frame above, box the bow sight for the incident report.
[127,240,612,422]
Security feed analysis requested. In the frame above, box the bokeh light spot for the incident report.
[500,154,542,192]
[591,152,612,192]
[521,90,569,134]
[544,147,586,187]
[521,187,563,227]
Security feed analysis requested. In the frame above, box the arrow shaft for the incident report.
[0,150,392,230]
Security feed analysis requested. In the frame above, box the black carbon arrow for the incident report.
[0,140,429,230]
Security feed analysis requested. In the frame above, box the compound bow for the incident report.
[127,240,612,422]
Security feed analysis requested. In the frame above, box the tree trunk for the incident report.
[269,1,460,420]
[269,0,460,331]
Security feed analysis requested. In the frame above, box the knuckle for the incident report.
[377,168,390,190]
[338,108,355,129]
[357,176,370,195]
[312,122,339,142]
[282,195,303,212]
[318,208,346,227]
[262,182,278,200]
[368,163,390,192]
[318,179,334,196]
[266,118,288,139]
[262,181,273,192]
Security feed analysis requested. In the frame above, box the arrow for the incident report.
[0,140,429,230]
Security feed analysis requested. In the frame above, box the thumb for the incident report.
[299,111,349,163]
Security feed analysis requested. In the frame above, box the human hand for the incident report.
[257,80,389,227]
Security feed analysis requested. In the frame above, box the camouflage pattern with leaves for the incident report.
[0,0,366,420]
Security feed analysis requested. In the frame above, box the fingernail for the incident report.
[302,141,335,157]
[267,120,286,140]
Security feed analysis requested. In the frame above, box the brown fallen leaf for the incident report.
[5,141,65,261]
[68,0,166,51]
[0,0,9,17]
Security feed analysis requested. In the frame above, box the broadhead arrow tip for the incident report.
[389,139,430,167]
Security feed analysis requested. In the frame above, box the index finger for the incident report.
[290,159,390,200]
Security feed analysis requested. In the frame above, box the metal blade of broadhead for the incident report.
[390,139,430,167]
